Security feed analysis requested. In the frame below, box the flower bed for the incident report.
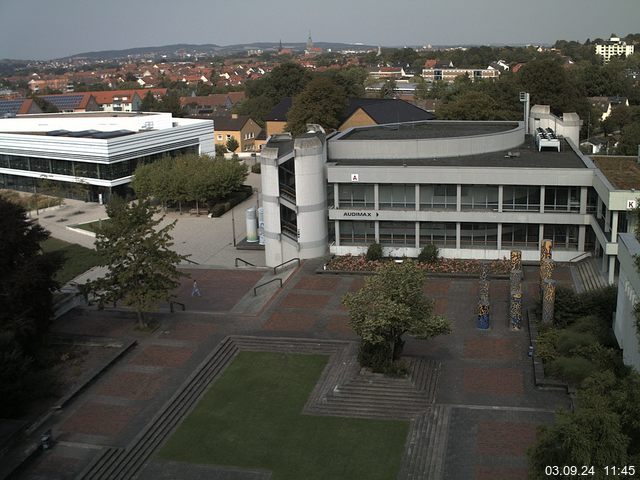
[325,254,511,275]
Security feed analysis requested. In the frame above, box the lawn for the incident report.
[41,237,102,284]
[159,351,409,480]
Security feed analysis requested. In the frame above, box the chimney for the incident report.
[231,113,238,119]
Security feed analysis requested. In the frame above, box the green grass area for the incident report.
[159,352,409,480]
[74,219,109,233]
[41,237,102,284]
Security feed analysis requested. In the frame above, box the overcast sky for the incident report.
[0,0,638,60]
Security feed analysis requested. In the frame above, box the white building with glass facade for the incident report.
[260,107,640,286]
[0,112,214,202]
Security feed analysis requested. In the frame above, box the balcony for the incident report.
[279,183,296,203]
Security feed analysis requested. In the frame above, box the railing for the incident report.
[568,251,592,263]
[169,301,185,313]
[254,278,282,296]
[273,257,300,274]
[235,257,255,267]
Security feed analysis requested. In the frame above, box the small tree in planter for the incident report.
[365,242,383,261]
[418,244,439,264]
[343,261,451,374]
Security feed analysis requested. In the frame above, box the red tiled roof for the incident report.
[91,88,167,105]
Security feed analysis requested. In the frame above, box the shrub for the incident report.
[546,356,599,385]
[556,330,599,357]
[358,341,408,376]
[568,315,617,347]
[535,326,560,362]
[418,244,439,263]
[210,204,226,217]
[251,163,261,174]
[365,242,383,261]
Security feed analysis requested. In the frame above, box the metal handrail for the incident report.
[254,278,282,296]
[273,257,300,274]
[235,257,256,267]
[568,251,591,263]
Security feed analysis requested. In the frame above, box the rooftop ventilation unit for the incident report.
[535,127,560,152]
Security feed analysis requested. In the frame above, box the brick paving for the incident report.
[16,261,575,480]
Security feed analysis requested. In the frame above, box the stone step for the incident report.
[334,385,428,400]
[398,404,451,480]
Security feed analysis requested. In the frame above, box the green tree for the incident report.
[285,77,348,135]
[617,122,640,155]
[438,90,514,120]
[158,91,184,117]
[215,144,227,157]
[378,78,397,99]
[226,136,239,153]
[0,197,61,353]
[85,197,187,327]
[342,261,451,371]
[31,96,59,113]
[140,91,159,111]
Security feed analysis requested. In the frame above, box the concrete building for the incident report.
[595,35,635,63]
[259,106,639,287]
[613,233,640,371]
[0,111,214,202]
[421,62,500,83]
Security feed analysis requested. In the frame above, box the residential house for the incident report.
[180,92,246,116]
[212,114,262,152]
[422,62,500,83]
[38,93,100,113]
[588,96,630,121]
[93,88,167,112]
[595,35,635,63]
[0,98,42,116]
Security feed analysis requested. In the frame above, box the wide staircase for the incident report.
[573,257,609,293]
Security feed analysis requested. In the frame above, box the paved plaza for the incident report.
[15,258,571,480]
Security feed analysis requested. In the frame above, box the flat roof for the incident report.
[13,111,158,119]
[330,136,587,169]
[592,155,640,190]
[338,121,520,141]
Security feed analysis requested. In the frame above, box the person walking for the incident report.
[191,280,201,297]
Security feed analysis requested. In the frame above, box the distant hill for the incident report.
[62,41,379,61]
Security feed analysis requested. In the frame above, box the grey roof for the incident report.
[330,137,587,169]
[339,121,518,141]
[0,99,24,116]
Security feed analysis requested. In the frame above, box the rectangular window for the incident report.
[73,161,99,179]
[29,157,51,173]
[460,223,498,248]
[420,222,456,247]
[51,159,73,176]
[501,223,540,248]
[502,186,540,211]
[379,221,416,246]
[338,184,374,208]
[339,220,375,245]
[9,156,29,171]
[420,184,456,210]
[461,185,499,211]
[0,155,9,168]
[543,224,578,250]
[379,184,415,209]
[544,187,580,212]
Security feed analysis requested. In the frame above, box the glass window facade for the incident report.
[0,145,198,182]
[502,186,540,211]
[544,187,580,212]
[420,185,456,210]
[460,223,498,248]
[461,185,499,211]
[420,222,456,247]
[339,220,375,245]
[501,223,539,248]
[379,221,416,246]
[543,224,578,250]
[379,184,415,209]
[338,184,374,208]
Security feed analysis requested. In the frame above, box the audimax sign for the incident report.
[342,211,379,217]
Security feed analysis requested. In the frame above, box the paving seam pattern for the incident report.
[76,335,445,480]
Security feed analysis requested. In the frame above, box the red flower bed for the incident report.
[326,255,510,275]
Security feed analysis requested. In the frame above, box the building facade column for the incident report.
[540,185,545,213]
[578,225,586,252]
[611,211,619,242]
[498,185,503,213]
[497,223,502,251]
[579,186,588,215]
[456,222,461,249]
[456,184,462,212]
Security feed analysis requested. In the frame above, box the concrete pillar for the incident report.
[609,255,616,285]
[542,279,556,324]
[293,134,328,261]
[540,186,545,213]
[605,207,611,233]
[375,221,380,243]
[415,184,420,211]
[415,222,420,249]
[578,225,586,252]
[611,211,619,243]
[334,220,340,246]
[510,250,522,271]
[456,184,462,212]
[333,183,339,208]
[497,223,502,251]
[579,186,588,215]
[498,185,503,213]
[538,224,545,251]
[456,222,461,249]
[374,184,379,210]
[260,145,284,267]
[510,269,523,330]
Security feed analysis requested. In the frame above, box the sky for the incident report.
[0,0,639,60]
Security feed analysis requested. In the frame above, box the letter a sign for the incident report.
[351,173,359,182]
